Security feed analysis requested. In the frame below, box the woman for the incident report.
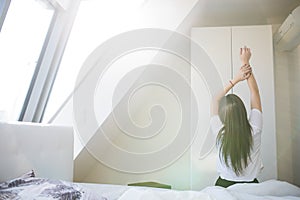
[210,46,263,188]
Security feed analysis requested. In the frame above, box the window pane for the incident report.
[0,0,54,121]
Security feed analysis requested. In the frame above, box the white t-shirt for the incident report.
[210,109,263,181]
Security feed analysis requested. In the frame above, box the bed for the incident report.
[1,122,300,200]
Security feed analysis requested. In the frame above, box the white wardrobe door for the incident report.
[232,25,277,181]
[191,27,231,190]
[191,27,232,84]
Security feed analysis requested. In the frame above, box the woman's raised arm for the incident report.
[211,62,252,116]
[240,47,262,112]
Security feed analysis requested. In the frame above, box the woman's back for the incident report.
[211,108,263,181]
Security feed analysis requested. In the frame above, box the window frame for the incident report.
[18,0,81,122]
[0,0,11,32]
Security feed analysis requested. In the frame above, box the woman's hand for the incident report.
[240,46,251,65]
[233,64,252,84]
[211,64,252,116]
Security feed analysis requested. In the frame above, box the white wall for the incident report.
[273,24,300,186]
[274,49,294,182]
[289,45,300,186]
[273,25,294,183]
[73,49,194,190]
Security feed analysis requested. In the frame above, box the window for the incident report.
[0,0,54,121]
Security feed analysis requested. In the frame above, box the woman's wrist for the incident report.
[242,61,250,65]
[231,77,240,86]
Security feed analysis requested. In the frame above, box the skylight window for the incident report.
[0,0,54,121]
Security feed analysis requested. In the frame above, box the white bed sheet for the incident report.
[1,175,299,200]
[77,183,130,200]
[117,180,300,200]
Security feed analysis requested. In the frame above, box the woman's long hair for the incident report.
[217,94,253,176]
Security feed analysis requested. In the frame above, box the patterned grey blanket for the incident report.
[0,171,106,200]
